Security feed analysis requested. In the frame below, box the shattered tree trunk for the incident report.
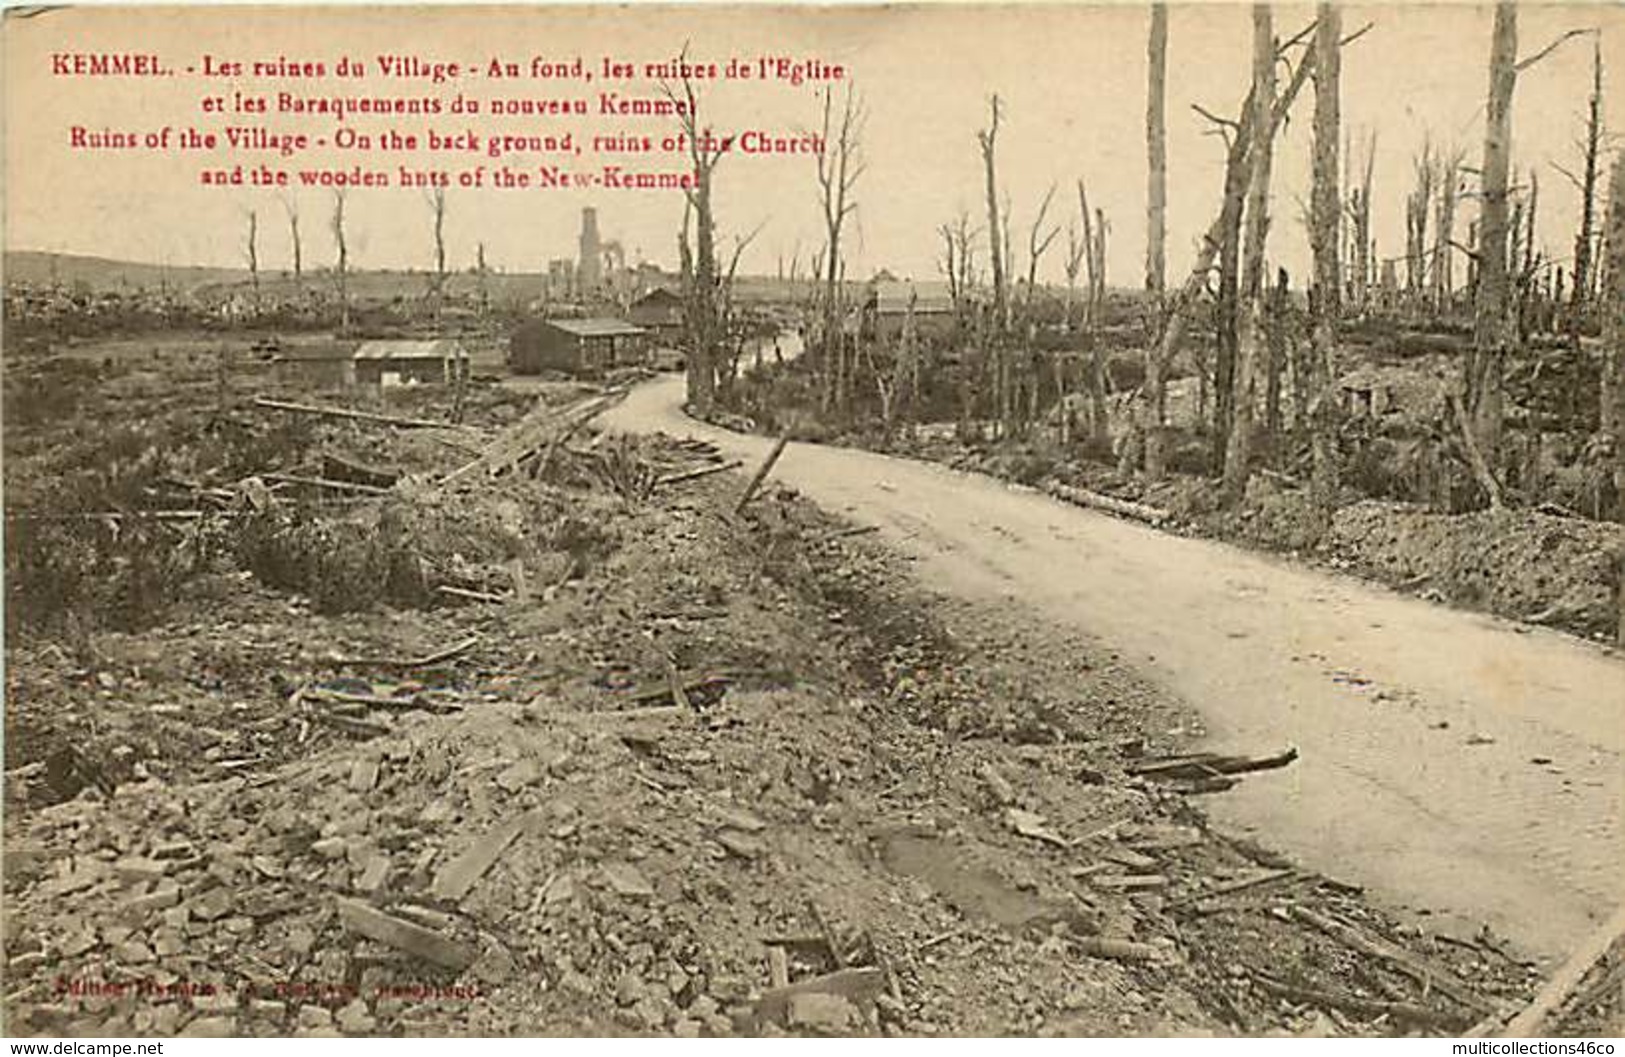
[1468,2,1518,472]
[1214,153,1245,469]
[1146,4,1168,300]
[1573,39,1603,330]
[979,97,1009,438]
[1080,182,1111,449]
[1309,3,1343,522]
[1607,154,1625,519]
[1265,267,1287,444]
[1122,3,1169,474]
[1222,4,1277,507]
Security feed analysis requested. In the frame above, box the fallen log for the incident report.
[253,396,466,431]
[436,585,508,605]
[1072,936,1165,963]
[1498,901,1625,1036]
[333,634,480,669]
[1045,480,1171,526]
[1127,746,1299,781]
[735,436,791,515]
[653,458,744,488]
[309,712,391,738]
[321,452,401,489]
[306,688,463,714]
[1168,868,1297,910]
[261,472,392,496]
[1291,906,1495,1016]
[1250,970,1465,1029]
[335,898,477,971]
[821,523,881,542]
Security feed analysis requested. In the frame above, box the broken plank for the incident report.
[335,897,477,970]
[307,688,461,714]
[735,436,790,515]
[1499,901,1625,1037]
[430,811,541,904]
[754,967,886,1027]
[1091,874,1169,891]
[652,458,744,488]
[260,473,392,496]
[436,585,508,605]
[333,635,480,669]
[1167,868,1297,911]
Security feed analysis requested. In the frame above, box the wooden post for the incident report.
[735,436,790,515]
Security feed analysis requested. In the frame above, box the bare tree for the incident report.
[1605,155,1625,524]
[1347,130,1375,311]
[1223,4,1278,505]
[1079,181,1111,449]
[1063,220,1086,330]
[662,54,731,417]
[1433,145,1467,309]
[978,95,1011,434]
[1146,2,1169,301]
[425,186,447,323]
[1406,141,1436,302]
[280,193,302,294]
[242,208,260,314]
[1467,6,1589,467]
[1553,37,1605,328]
[1023,183,1060,322]
[1309,3,1343,519]
[330,189,349,333]
[978,96,1009,331]
[815,81,865,413]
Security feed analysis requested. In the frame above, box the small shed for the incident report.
[271,342,356,388]
[510,318,648,376]
[628,288,685,337]
[353,339,469,388]
[863,280,956,340]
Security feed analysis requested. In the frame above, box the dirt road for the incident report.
[602,375,1623,961]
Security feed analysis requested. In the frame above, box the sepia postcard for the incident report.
[2,0,1623,1041]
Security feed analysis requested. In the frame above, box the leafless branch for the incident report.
[1515,28,1594,73]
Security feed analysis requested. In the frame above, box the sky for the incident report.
[5,3,1622,288]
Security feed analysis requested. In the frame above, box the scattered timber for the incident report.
[652,459,744,488]
[253,396,468,431]
[1290,906,1494,1016]
[1250,970,1465,1029]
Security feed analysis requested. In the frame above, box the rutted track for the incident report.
[603,375,1625,961]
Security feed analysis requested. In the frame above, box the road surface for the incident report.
[603,375,1624,960]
